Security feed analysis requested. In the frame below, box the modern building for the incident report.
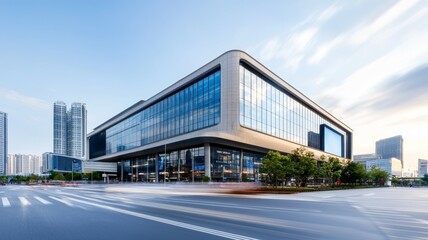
[364,158,402,178]
[87,50,353,182]
[67,103,87,158]
[353,153,380,162]
[7,154,41,176]
[0,112,7,176]
[42,152,116,174]
[53,101,87,158]
[42,153,82,173]
[54,101,68,155]
[419,159,428,177]
[375,135,403,166]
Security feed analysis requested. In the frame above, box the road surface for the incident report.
[0,184,427,240]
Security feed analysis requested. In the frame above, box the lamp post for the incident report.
[164,144,167,185]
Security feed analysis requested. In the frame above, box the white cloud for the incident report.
[318,3,342,22]
[289,28,318,51]
[317,30,428,117]
[307,0,421,65]
[259,38,280,61]
[308,35,344,65]
[0,88,50,110]
[258,27,318,71]
[314,77,325,85]
[350,0,419,45]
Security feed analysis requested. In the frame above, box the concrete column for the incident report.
[155,153,159,183]
[240,150,244,182]
[204,143,211,179]
[120,161,124,183]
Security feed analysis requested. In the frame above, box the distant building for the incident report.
[54,101,68,155]
[53,101,87,158]
[419,159,428,177]
[7,154,41,176]
[7,154,15,175]
[67,103,87,158]
[0,112,7,176]
[364,158,402,178]
[353,153,381,162]
[42,152,116,174]
[375,135,403,166]
[42,152,82,173]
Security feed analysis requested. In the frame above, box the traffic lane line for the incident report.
[65,196,259,240]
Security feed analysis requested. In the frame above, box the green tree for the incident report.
[290,147,317,187]
[422,174,428,185]
[53,173,65,181]
[368,166,389,186]
[320,156,343,186]
[260,151,286,187]
[391,177,401,186]
[281,154,295,186]
[341,161,367,185]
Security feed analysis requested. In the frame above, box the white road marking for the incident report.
[48,196,74,206]
[34,196,52,205]
[19,197,31,206]
[65,196,259,240]
[2,197,11,207]
[363,193,375,197]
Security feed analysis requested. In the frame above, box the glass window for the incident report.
[239,64,348,154]
[105,70,221,155]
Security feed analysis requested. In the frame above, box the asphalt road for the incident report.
[0,184,427,240]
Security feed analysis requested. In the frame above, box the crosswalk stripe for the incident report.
[2,197,11,207]
[48,196,74,206]
[19,197,31,206]
[34,196,52,205]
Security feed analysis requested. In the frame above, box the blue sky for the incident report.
[1,0,427,171]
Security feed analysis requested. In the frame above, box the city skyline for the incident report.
[1,0,427,170]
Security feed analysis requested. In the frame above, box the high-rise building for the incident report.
[53,101,67,155]
[419,159,428,177]
[0,112,7,176]
[67,103,87,158]
[375,135,403,166]
[7,154,41,176]
[7,154,16,175]
[53,102,87,158]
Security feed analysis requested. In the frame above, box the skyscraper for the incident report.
[0,112,7,176]
[67,103,87,158]
[53,102,87,158]
[376,135,403,166]
[53,101,67,155]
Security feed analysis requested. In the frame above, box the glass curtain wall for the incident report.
[158,146,205,182]
[211,146,240,182]
[130,155,157,182]
[106,70,221,155]
[119,145,265,183]
[239,64,347,157]
[242,152,264,182]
